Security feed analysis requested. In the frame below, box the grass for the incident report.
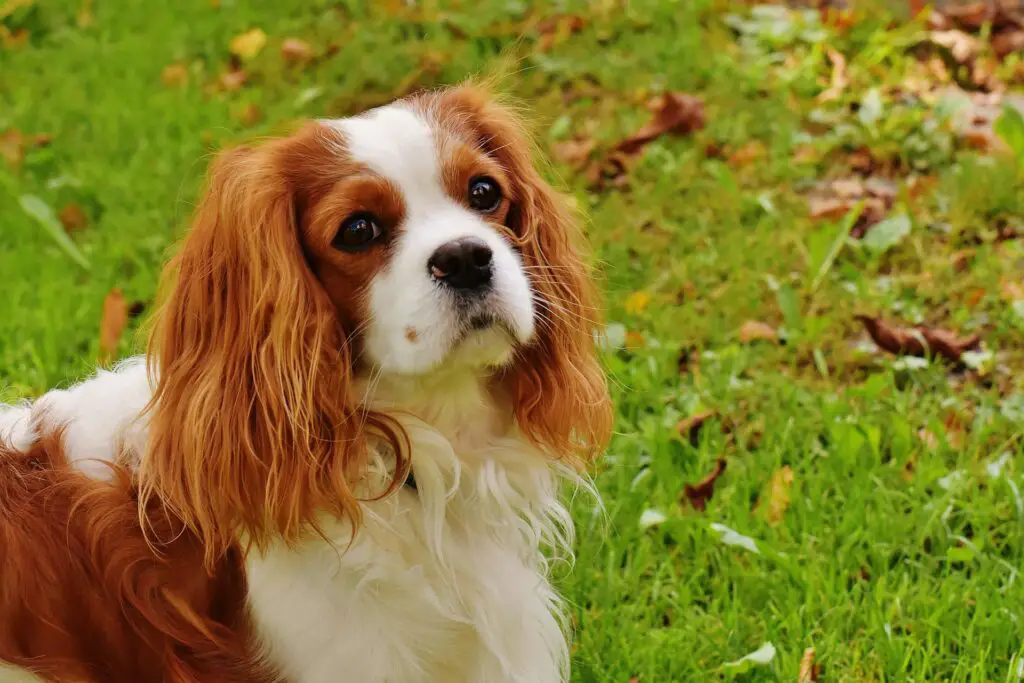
[3,0,1024,680]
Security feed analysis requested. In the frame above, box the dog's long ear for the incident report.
[434,86,613,466]
[141,140,377,566]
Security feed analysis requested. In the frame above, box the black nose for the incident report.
[428,237,493,291]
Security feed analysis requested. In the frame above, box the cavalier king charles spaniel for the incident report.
[0,85,611,683]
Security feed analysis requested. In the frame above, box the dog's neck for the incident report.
[358,366,513,449]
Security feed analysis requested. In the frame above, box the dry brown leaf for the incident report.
[864,177,898,201]
[1000,278,1024,301]
[161,63,189,87]
[585,151,631,191]
[930,29,980,64]
[99,289,128,365]
[993,30,1024,58]
[0,129,23,168]
[281,37,314,64]
[798,647,819,682]
[233,102,262,126]
[58,204,88,233]
[551,137,596,169]
[727,140,766,168]
[536,14,585,51]
[613,92,705,156]
[1,27,29,49]
[817,46,849,103]
[856,315,982,362]
[966,287,986,309]
[820,7,858,33]
[682,459,727,512]
[951,249,973,272]
[229,28,267,60]
[677,410,717,446]
[218,69,248,92]
[940,2,991,30]
[763,466,793,525]
[833,177,866,198]
[793,145,819,165]
[624,330,645,350]
[808,196,854,221]
[628,678,639,683]
[739,320,777,343]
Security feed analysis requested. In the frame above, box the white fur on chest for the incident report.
[246,379,574,683]
[0,363,575,683]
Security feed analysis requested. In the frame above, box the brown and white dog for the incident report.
[0,86,611,683]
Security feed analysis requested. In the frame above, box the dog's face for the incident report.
[142,86,611,561]
[305,101,535,376]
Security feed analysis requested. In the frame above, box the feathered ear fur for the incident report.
[141,139,398,567]
[432,85,613,465]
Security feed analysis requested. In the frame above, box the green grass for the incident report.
[3,1,1024,680]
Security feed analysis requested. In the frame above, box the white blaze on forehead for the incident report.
[326,104,443,209]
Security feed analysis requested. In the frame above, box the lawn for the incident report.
[3,0,1024,680]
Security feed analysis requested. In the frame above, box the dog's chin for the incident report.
[445,319,518,371]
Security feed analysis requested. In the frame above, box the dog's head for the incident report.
[142,86,611,561]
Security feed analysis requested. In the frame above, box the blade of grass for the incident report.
[18,194,91,271]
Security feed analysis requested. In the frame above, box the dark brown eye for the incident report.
[333,213,382,251]
[468,176,502,213]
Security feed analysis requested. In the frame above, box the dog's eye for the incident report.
[468,176,502,213]
[333,213,383,251]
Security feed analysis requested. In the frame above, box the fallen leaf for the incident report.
[280,37,314,64]
[0,129,23,168]
[951,249,973,272]
[856,315,982,363]
[58,203,88,233]
[161,63,189,87]
[798,647,819,682]
[762,466,793,525]
[232,102,262,126]
[677,410,716,445]
[624,330,645,350]
[739,320,777,343]
[624,291,651,316]
[793,145,819,164]
[682,459,727,512]
[723,642,776,670]
[536,14,585,51]
[709,523,760,554]
[1,26,28,48]
[808,196,854,221]
[931,29,980,64]
[937,0,991,30]
[99,288,128,365]
[861,213,911,253]
[552,137,596,168]
[1001,278,1024,301]
[613,92,705,156]
[993,29,1024,59]
[817,46,849,102]
[218,69,248,91]
[229,28,267,60]
[638,509,667,530]
[727,140,766,168]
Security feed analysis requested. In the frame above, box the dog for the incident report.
[0,85,611,683]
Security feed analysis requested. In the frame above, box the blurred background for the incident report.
[2,0,1024,679]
